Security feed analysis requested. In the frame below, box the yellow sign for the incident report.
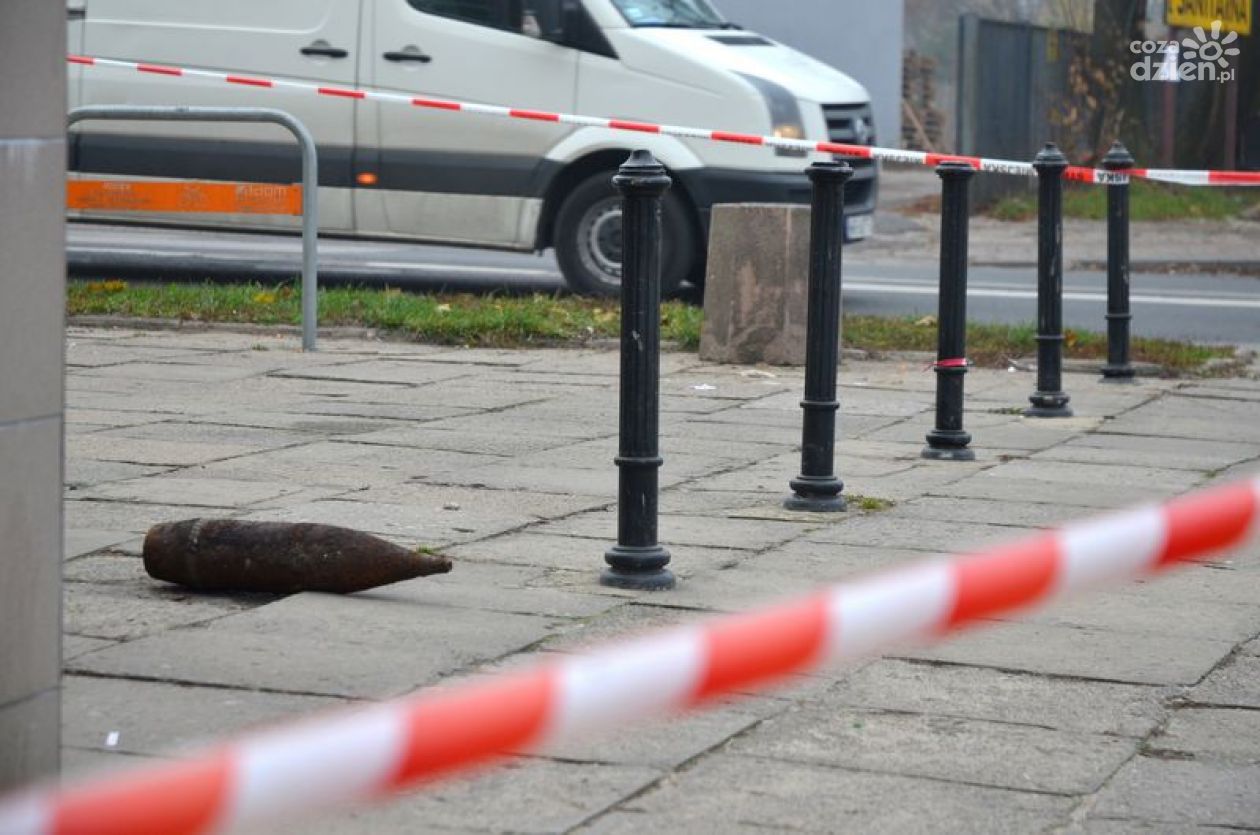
[1167,0,1252,35]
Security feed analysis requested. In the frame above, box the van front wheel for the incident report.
[553,170,696,298]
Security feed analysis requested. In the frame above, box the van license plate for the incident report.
[846,214,874,241]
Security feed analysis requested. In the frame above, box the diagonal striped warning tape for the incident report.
[68,54,1241,187]
[3,476,1259,835]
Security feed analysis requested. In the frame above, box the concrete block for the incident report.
[0,139,65,424]
[699,204,819,366]
[0,419,63,706]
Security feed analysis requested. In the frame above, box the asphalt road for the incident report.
[69,223,1260,345]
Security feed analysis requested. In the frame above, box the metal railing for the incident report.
[68,106,321,350]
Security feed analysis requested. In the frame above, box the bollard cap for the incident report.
[1102,141,1136,171]
[1033,142,1069,172]
[613,149,672,196]
[807,160,854,184]
[935,159,975,179]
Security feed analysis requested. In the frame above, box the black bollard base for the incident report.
[922,429,975,461]
[1100,365,1138,384]
[785,475,847,513]
[1025,393,1074,418]
[601,544,676,591]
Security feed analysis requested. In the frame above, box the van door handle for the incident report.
[301,44,349,59]
[383,50,432,64]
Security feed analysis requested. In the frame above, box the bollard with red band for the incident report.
[923,160,976,461]
[3,476,1259,835]
[66,55,1260,188]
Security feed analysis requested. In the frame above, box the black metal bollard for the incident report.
[923,161,976,461]
[1026,143,1074,418]
[1101,141,1137,383]
[602,150,674,591]
[785,161,853,513]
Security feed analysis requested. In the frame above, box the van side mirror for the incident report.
[523,0,576,43]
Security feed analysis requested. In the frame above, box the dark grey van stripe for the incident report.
[70,134,558,198]
[73,134,358,188]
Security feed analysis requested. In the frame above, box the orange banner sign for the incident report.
[68,180,302,215]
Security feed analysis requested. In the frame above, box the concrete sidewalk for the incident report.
[60,326,1260,833]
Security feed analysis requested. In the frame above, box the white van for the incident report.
[67,0,878,296]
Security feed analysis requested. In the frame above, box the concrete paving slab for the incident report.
[64,459,171,490]
[1090,758,1260,829]
[64,578,268,641]
[64,499,229,534]
[75,361,264,383]
[1149,707,1260,763]
[298,758,662,835]
[830,659,1166,738]
[90,421,313,449]
[364,563,623,621]
[66,435,259,467]
[63,529,135,560]
[730,705,1136,794]
[79,477,310,508]
[901,621,1235,686]
[895,496,1081,528]
[980,460,1201,492]
[1189,654,1260,709]
[69,593,564,699]
[1032,435,1260,472]
[447,532,742,577]
[62,675,345,756]
[601,754,1074,834]
[532,513,816,552]
[802,515,1040,553]
[940,474,1174,508]
[536,705,768,769]
[63,635,118,662]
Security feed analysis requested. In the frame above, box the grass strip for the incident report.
[69,280,1233,373]
[987,178,1260,222]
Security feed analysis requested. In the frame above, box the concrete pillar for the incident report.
[0,0,66,787]
[699,204,827,367]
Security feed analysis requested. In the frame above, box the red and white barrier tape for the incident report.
[67,54,1254,187]
[3,476,1259,835]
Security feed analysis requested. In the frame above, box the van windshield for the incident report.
[610,0,727,28]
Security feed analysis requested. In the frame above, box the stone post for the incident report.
[0,0,66,786]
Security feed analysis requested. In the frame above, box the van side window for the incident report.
[407,0,523,32]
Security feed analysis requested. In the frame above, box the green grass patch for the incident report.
[68,280,704,350]
[987,178,1260,222]
[68,281,1233,374]
[848,494,895,512]
[842,314,1232,374]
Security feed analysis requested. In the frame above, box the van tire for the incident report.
[553,170,696,298]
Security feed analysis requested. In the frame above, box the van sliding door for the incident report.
[358,0,577,247]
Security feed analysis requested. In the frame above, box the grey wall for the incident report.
[0,0,66,787]
[713,0,904,147]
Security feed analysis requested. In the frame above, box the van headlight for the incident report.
[737,73,808,158]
